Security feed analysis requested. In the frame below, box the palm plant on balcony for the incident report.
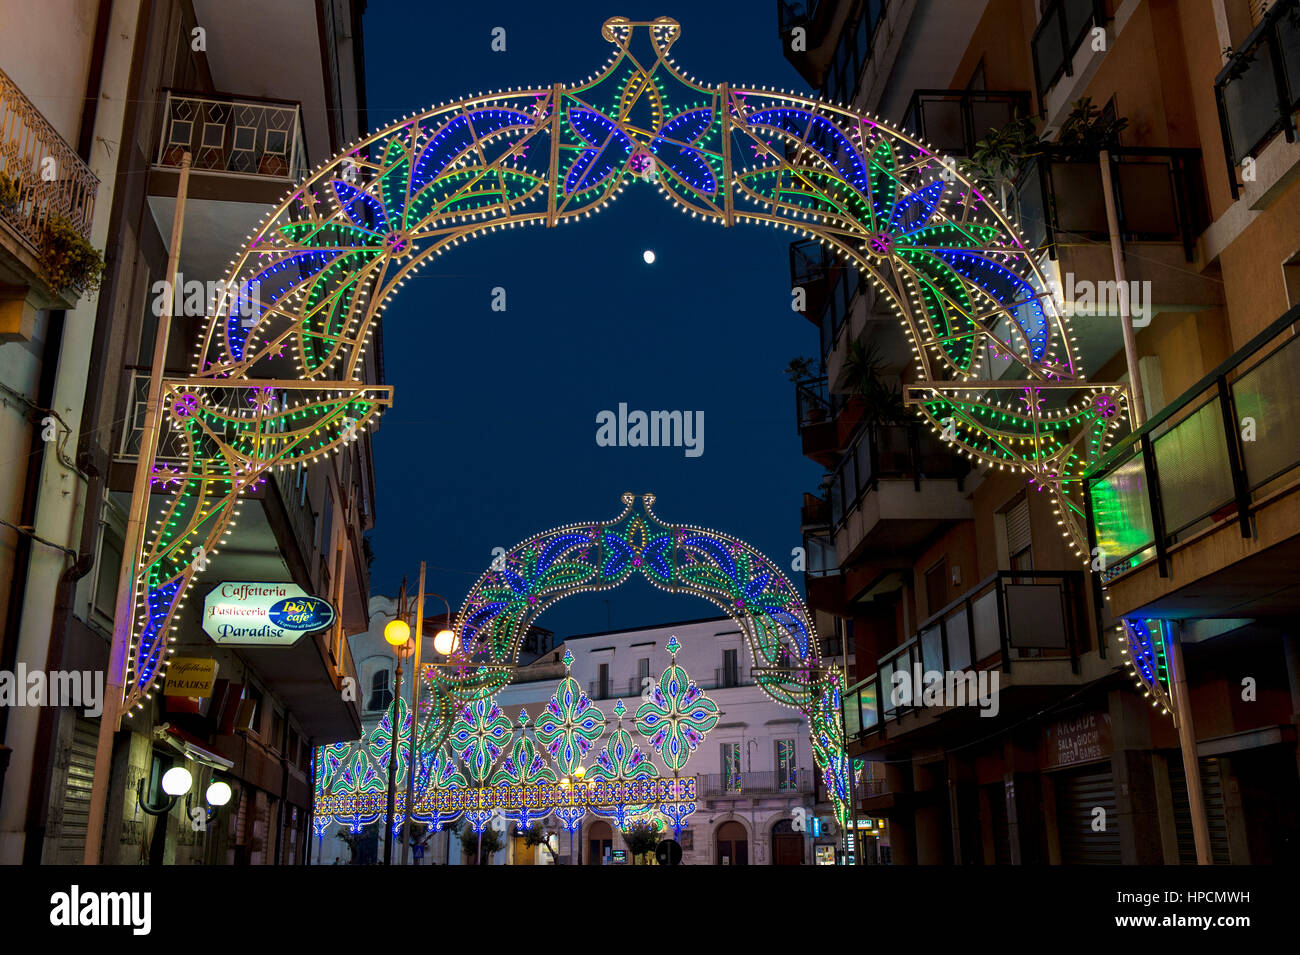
[841,339,906,426]
[39,215,105,296]
[1055,97,1129,155]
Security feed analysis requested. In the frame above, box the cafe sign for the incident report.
[164,657,218,696]
[202,582,335,646]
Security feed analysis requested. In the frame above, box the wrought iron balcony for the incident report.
[901,89,1032,158]
[842,570,1087,738]
[698,771,813,797]
[1085,304,1300,584]
[155,90,308,181]
[0,66,98,251]
[1214,0,1300,198]
[1013,145,1207,261]
[1030,0,1107,102]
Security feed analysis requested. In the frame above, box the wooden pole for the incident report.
[83,152,191,865]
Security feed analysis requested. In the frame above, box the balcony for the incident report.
[148,90,308,282]
[155,90,307,183]
[698,771,813,798]
[778,0,882,94]
[587,669,752,701]
[828,423,971,566]
[794,376,842,467]
[0,65,99,314]
[843,570,1088,742]
[1031,0,1107,105]
[1215,0,1300,200]
[1085,304,1300,618]
[901,89,1031,158]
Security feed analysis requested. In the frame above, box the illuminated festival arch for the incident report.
[120,17,1138,767]
[315,491,848,838]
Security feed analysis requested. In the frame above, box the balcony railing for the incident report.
[1031,0,1107,103]
[776,0,821,36]
[802,531,839,578]
[1013,145,1206,261]
[902,89,1032,158]
[1085,304,1300,583]
[698,771,812,797]
[842,570,1086,737]
[588,669,752,700]
[828,422,970,530]
[794,376,836,434]
[1214,0,1300,198]
[156,90,307,181]
[0,66,98,251]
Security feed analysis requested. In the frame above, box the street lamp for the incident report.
[381,588,416,867]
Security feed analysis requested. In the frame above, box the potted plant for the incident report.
[960,113,1041,212]
[0,171,20,216]
[39,215,106,296]
[784,356,817,382]
[840,339,906,426]
[1055,96,1129,155]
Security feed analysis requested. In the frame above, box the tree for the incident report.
[522,822,561,864]
[457,819,504,865]
[335,830,363,865]
[621,820,660,865]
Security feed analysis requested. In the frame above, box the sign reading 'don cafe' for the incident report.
[202,582,335,647]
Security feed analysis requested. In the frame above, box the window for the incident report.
[91,508,125,626]
[317,485,334,553]
[722,648,740,687]
[721,742,741,790]
[777,739,798,789]
[1003,496,1033,571]
[367,668,393,712]
[242,684,264,736]
[270,708,284,752]
[597,663,610,699]
[637,657,650,692]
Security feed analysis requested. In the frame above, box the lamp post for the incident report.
[399,561,458,866]
[382,606,414,866]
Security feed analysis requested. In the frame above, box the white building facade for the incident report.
[495,616,831,866]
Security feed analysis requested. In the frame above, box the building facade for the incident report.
[0,0,376,865]
[493,617,832,865]
[781,0,1300,863]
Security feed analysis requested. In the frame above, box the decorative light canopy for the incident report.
[119,17,1126,731]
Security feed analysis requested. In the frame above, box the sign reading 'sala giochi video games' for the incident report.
[202,582,335,646]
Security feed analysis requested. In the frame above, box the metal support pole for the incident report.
[384,660,403,865]
[84,152,192,865]
[1100,150,1146,426]
[1165,621,1212,864]
[400,561,426,866]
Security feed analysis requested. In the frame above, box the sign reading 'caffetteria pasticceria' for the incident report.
[202,582,335,646]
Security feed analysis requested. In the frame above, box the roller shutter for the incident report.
[1056,765,1120,864]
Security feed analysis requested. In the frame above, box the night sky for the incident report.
[364,2,825,637]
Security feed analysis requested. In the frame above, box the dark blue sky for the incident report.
[364,2,825,637]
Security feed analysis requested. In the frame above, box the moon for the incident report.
[642,249,656,264]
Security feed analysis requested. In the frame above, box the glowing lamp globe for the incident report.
[642,249,656,264]
[206,781,232,807]
[433,628,458,656]
[161,766,193,797]
[384,618,411,647]
[574,765,587,781]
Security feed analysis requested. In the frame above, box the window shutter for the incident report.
[1005,497,1032,558]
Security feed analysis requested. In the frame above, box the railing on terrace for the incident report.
[901,89,1032,158]
[1215,0,1300,198]
[1031,0,1107,103]
[794,376,836,433]
[828,422,970,529]
[156,90,308,181]
[842,570,1086,738]
[1085,304,1300,584]
[802,531,839,578]
[698,771,812,796]
[0,66,98,250]
[1013,145,1206,261]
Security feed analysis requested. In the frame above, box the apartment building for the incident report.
[492,617,832,865]
[780,0,1300,863]
[0,0,376,865]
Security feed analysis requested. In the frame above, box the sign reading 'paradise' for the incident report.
[202,582,335,646]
